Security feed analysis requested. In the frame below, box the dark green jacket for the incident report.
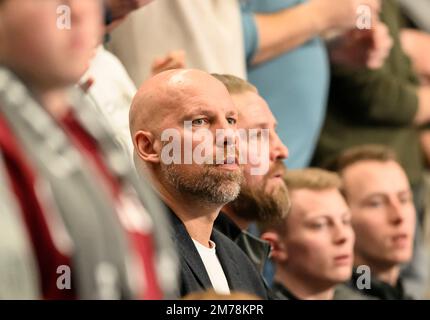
[312,0,423,185]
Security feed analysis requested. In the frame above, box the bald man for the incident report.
[130,69,268,298]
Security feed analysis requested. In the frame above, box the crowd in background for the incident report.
[0,0,430,300]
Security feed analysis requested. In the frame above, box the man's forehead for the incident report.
[292,188,346,211]
[236,92,275,127]
[183,94,237,114]
[343,160,404,181]
[343,161,409,194]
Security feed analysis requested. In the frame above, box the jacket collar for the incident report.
[215,212,271,273]
[168,209,213,289]
[350,267,411,300]
[272,281,296,300]
[167,207,248,292]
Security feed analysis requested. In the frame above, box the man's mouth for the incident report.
[214,155,239,171]
[391,233,409,248]
[223,155,238,165]
[333,254,352,266]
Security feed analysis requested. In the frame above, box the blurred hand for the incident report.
[329,20,393,70]
[151,50,186,76]
[310,0,381,32]
[420,130,430,167]
[401,29,430,79]
[421,76,430,86]
[106,0,154,21]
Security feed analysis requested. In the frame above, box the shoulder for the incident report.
[334,284,375,300]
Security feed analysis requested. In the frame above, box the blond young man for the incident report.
[260,168,361,300]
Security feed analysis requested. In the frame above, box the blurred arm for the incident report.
[245,0,380,65]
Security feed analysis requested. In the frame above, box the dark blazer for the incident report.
[169,211,268,299]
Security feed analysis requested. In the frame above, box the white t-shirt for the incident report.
[192,239,230,295]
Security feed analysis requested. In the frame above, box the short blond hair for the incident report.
[327,144,398,174]
[284,168,342,191]
[211,74,257,95]
[259,168,341,234]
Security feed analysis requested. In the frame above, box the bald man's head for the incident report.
[130,69,243,206]
[130,69,232,139]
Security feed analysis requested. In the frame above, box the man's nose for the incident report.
[333,224,349,245]
[270,133,289,162]
[387,198,405,225]
[214,126,237,149]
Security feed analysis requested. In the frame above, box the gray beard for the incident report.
[161,163,243,205]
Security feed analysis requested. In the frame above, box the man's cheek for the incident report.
[264,178,282,194]
[246,172,263,189]
[248,153,269,176]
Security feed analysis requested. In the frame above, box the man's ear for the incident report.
[134,130,160,164]
[261,231,288,263]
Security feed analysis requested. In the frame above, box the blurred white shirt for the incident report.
[107,0,246,87]
[397,0,430,32]
[80,46,136,158]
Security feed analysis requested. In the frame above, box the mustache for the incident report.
[267,160,287,177]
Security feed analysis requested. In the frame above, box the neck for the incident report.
[222,205,251,231]
[354,255,400,286]
[3,65,70,118]
[152,172,223,248]
[30,84,69,119]
[275,266,335,300]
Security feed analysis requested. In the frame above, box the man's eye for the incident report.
[227,117,237,125]
[249,131,262,140]
[342,218,352,226]
[192,118,208,126]
[399,194,413,204]
[366,200,383,208]
[309,221,327,229]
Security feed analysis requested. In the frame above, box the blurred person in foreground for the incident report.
[0,0,167,299]
[260,168,364,300]
[80,1,180,297]
[330,145,416,299]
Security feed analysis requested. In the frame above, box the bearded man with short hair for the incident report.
[211,74,290,279]
[130,69,267,299]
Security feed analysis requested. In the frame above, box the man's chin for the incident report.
[264,179,286,195]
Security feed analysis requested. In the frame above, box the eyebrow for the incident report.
[225,109,238,117]
[361,189,412,200]
[182,107,214,118]
[250,122,271,128]
[181,106,238,121]
[305,211,350,220]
